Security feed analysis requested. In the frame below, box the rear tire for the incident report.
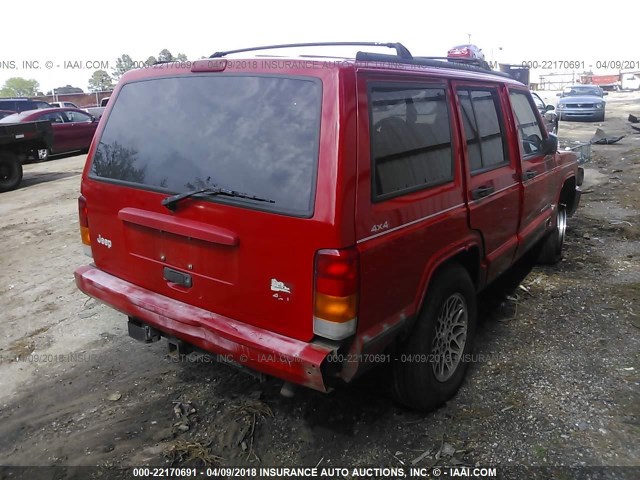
[0,151,23,192]
[538,206,567,265]
[392,263,477,411]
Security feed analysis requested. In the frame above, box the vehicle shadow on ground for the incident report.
[191,253,542,435]
[19,171,81,189]
[477,252,537,320]
[0,256,541,466]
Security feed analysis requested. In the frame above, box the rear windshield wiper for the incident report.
[161,186,275,211]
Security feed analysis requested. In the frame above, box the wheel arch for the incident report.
[405,239,483,338]
[559,175,578,217]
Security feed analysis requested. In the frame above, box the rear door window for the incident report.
[456,88,508,173]
[90,75,322,216]
[369,85,453,199]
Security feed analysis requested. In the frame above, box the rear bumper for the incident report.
[74,265,335,392]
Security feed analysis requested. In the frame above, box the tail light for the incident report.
[78,195,92,257]
[313,247,359,340]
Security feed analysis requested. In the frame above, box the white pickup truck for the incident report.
[50,101,80,108]
[83,97,110,119]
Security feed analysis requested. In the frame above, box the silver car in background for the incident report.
[557,85,607,122]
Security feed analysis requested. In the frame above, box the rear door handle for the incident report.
[471,185,495,200]
[523,170,537,180]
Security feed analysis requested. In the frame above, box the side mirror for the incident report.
[545,104,555,111]
[542,133,558,155]
[90,115,97,122]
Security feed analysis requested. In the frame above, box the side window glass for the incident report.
[531,93,544,111]
[458,91,482,171]
[67,111,91,123]
[41,112,64,123]
[509,91,545,156]
[370,86,453,199]
[456,87,508,173]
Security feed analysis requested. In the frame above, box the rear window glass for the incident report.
[90,75,322,216]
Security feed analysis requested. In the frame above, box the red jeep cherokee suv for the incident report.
[75,42,582,411]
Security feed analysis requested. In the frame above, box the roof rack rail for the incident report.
[210,42,413,59]
[355,52,514,80]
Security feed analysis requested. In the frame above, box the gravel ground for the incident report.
[0,92,638,480]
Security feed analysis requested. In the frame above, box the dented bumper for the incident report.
[74,265,334,391]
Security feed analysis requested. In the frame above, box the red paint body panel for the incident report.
[353,71,472,338]
[118,208,239,246]
[452,81,521,283]
[75,265,334,391]
[81,64,356,343]
[75,56,580,391]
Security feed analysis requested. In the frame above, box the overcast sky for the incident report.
[1,0,634,93]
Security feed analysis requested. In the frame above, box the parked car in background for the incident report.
[531,91,558,134]
[50,101,80,108]
[556,85,607,122]
[0,98,52,113]
[447,44,485,61]
[446,44,491,69]
[33,100,53,109]
[0,108,98,158]
[84,96,110,119]
[74,42,582,412]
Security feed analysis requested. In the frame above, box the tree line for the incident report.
[0,49,188,97]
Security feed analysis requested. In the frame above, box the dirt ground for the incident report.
[0,92,638,478]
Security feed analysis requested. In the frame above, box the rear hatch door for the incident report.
[84,73,328,341]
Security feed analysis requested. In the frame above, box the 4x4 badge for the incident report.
[370,221,389,233]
